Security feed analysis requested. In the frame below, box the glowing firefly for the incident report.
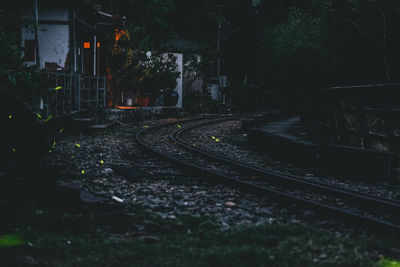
[44,115,53,123]
[0,234,25,248]
[54,86,62,91]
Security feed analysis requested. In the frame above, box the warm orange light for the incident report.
[114,29,126,42]
[84,42,90,49]
[97,42,100,48]
[115,106,141,110]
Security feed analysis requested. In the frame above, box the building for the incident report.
[162,38,204,105]
[21,0,120,115]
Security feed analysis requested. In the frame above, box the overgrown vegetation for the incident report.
[0,7,55,201]
[109,27,181,106]
[173,0,400,105]
[1,201,399,266]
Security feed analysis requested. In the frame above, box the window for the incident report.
[24,40,35,62]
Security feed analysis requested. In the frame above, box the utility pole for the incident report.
[33,0,41,69]
[93,33,97,75]
[216,18,222,101]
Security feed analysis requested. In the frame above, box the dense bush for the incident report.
[109,29,180,106]
[0,9,54,201]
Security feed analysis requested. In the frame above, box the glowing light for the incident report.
[8,115,11,119]
[71,155,74,158]
[177,124,181,128]
[112,196,123,203]
[49,150,52,153]
[212,136,215,139]
[97,42,100,48]
[114,29,126,42]
[81,170,85,174]
[100,160,104,164]
[378,258,400,267]
[116,106,141,110]
[11,148,16,152]
[144,125,149,128]
[54,86,62,91]
[0,234,25,248]
[44,115,53,123]
[36,113,42,119]
[75,144,81,148]
[59,128,64,134]
[52,141,56,148]
[215,139,220,142]
[84,42,90,48]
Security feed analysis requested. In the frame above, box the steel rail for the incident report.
[136,117,400,233]
[172,119,400,212]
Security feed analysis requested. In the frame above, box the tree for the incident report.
[109,28,180,105]
[338,0,400,81]
[95,0,175,50]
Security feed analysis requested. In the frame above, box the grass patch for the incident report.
[1,201,400,266]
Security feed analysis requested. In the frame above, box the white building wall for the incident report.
[208,83,220,100]
[39,24,69,69]
[174,53,183,108]
[146,51,183,107]
[21,8,70,70]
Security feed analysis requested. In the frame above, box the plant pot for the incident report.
[136,96,149,107]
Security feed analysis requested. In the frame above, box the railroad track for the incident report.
[136,115,400,233]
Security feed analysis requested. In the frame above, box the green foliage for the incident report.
[267,7,328,91]
[1,201,400,266]
[0,234,25,248]
[257,0,400,93]
[0,8,54,200]
[109,34,180,104]
[95,0,175,50]
[139,52,180,97]
[183,90,228,114]
[377,257,400,267]
[0,9,50,104]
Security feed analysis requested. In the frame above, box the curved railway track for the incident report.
[136,115,400,233]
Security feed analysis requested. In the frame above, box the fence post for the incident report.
[76,73,81,111]
[359,109,371,149]
[383,86,398,152]
[96,76,99,111]
[328,95,339,143]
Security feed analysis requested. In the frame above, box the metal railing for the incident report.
[45,71,106,117]
[295,83,400,152]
